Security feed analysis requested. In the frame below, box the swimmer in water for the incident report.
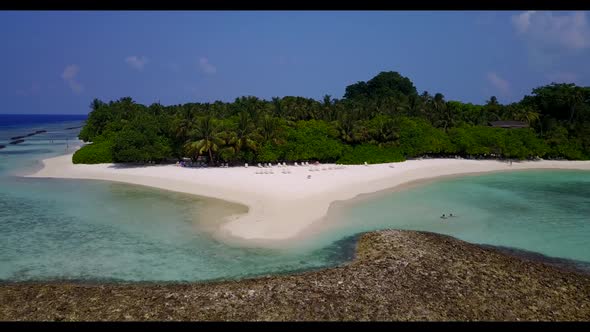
[440,214,447,220]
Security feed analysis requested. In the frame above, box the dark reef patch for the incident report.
[1,230,589,321]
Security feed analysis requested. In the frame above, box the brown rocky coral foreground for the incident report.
[1,230,590,321]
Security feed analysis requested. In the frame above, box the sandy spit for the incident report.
[27,154,590,244]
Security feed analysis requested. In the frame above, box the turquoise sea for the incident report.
[1,115,589,282]
[320,170,590,266]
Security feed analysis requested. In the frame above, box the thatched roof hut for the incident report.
[488,121,528,128]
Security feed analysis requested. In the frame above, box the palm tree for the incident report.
[431,93,448,129]
[435,110,455,132]
[407,94,422,117]
[418,91,436,123]
[383,96,408,117]
[174,107,198,145]
[210,101,229,118]
[486,96,499,107]
[515,106,541,126]
[371,116,398,145]
[259,114,281,144]
[501,104,520,121]
[566,88,584,124]
[175,118,193,139]
[234,112,258,153]
[482,95,501,120]
[117,97,136,118]
[216,129,238,163]
[90,98,104,112]
[354,122,371,143]
[420,91,433,106]
[321,94,335,121]
[271,97,282,117]
[337,113,356,143]
[184,116,221,164]
[476,108,492,125]
[433,93,445,112]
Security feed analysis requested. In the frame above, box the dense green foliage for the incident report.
[337,144,405,164]
[75,71,590,164]
[111,115,172,163]
[72,141,113,164]
[448,126,549,159]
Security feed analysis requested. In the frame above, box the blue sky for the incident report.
[1,11,589,114]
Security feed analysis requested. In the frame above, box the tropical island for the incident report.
[14,71,590,322]
[73,71,590,166]
[31,71,590,243]
[3,8,590,322]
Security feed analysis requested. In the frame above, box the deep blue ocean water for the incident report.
[0,114,88,128]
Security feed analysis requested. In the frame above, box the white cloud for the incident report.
[512,10,536,33]
[61,64,83,94]
[61,65,78,80]
[198,57,216,74]
[487,72,510,95]
[125,55,148,71]
[512,11,590,52]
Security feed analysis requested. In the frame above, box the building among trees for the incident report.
[488,121,529,129]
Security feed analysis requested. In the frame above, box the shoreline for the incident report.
[27,153,590,246]
[2,230,589,321]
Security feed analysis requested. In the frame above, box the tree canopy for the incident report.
[74,71,590,165]
[344,71,418,102]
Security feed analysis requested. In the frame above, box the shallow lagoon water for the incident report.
[0,116,358,282]
[1,115,589,282]
[319,170,590,265]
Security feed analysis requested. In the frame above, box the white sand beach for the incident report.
[28,154,590,244]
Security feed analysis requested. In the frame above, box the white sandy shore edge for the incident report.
[27,154,590,243]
